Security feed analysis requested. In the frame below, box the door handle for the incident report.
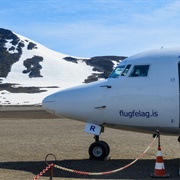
[100,85,112,88]
[95,106,106,109]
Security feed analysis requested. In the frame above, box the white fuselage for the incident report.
[42,48,180,135]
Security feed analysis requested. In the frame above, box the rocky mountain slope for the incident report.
[0,28,126,105]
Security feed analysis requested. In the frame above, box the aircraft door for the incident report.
[178,63,180,128]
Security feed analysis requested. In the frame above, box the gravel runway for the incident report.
[0,106,179,179]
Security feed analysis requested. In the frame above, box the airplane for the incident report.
[42,47,180,161]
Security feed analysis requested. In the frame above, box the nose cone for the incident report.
[42,94,56,114]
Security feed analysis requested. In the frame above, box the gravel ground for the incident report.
[0,106,179,179]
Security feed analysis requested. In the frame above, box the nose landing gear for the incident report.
[88,135,110,160]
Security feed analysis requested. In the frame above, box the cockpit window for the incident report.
[108,65,125,78]
[121,64,131,76]
[129,65,150,77]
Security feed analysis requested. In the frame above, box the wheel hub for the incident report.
[93,146,103,157]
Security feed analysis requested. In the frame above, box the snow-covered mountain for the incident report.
[0,28,126,105]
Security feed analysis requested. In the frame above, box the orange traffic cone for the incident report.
[150,145,169,178]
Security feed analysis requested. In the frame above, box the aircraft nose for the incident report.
[42,94,56,114]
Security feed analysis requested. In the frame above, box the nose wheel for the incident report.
[89,139,110,160]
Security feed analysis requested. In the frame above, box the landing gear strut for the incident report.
[88,134,110,160]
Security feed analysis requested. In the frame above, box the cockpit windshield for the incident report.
[108,65,125,78]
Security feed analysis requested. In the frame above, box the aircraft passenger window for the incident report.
[121,64,131,76]
[108,65,125,78]
[129,65,150,77]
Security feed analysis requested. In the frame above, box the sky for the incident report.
[1,0,180,57]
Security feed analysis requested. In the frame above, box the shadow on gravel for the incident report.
[0,158,179,179]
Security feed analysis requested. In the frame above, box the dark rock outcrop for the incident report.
[22,56,43,78]
[0,28,22,77]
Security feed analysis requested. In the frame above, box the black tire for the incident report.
[99,141,110,157]
[89,141,109,160]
